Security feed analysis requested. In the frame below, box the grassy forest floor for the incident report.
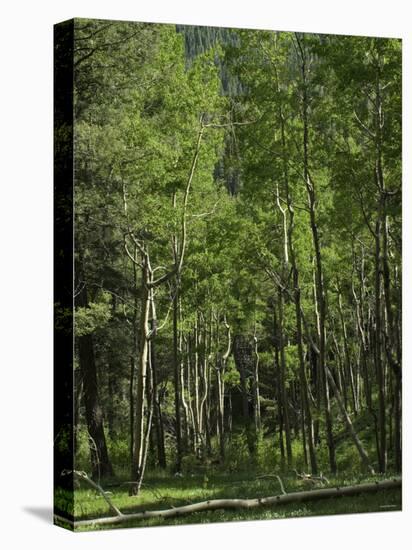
[55,471,401,531]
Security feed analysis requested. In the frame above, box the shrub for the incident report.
[255,435,277,472]
[224,430,252,472]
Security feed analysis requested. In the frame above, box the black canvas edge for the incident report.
[53,18,75,531]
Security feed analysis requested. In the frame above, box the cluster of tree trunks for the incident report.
[71,23,401,504]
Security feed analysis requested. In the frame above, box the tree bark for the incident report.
[253,332,261,433]
[326,367,375,474]
[277,289,293,466]
[295,32,336,473]
[151,329,166,468]
[274,49,317,474]
[173,284,183,470]
[69,477,401,528]
[374,216,386,473]
[130,259,152,495]
[337,286,358,414]
[75,266,113,481]
[233,334,255,454]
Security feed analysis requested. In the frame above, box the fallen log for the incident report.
[59,476,401,528]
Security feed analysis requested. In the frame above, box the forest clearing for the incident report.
[54,18,402,530]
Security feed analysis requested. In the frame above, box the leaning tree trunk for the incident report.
[124,119,207,493]
[326,367,375,474]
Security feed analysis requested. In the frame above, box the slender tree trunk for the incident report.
[394,373,402,472]
[151,335,166,469]
[129,245,139,469]
[382,213,402,472]
[180,326,190,452]
[275,55,317,473]
[273,336,285,468]
[311,264,321,445]
[233,334,255,455]
[192,318,202,455]
[173,285,183,471]
[253,332,261,433]
[374,216,386,473]
[337,287,358,414]
[295,33,336,473]
[129,356,135,467]
[74,368,83,459]
[216,367,225,461]
[294,274,318,475]
[78,325,113,481]
[199,318,210,457]
[277,289,293,466]
[234,335,251,421]
[130,260,151,495]
[186,338,195,453]
[300,391,309,470]
[326,367,375,474]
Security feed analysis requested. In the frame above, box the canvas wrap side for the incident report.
[54,18,75,530]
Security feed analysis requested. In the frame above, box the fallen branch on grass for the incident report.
[293,470,330,487]
[62,470,123,517]
[256,474,287,494]
[58,474,401,528]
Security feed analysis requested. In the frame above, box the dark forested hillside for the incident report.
[56,19,402,529]
[177,24,241,96]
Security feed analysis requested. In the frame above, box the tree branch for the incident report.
[71,470,123,517]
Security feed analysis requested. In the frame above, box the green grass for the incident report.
[54,471,401,531]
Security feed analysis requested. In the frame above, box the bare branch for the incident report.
[189,200,220,219]
[60,478,401,528]
[152,299,174,335]
[203,119,257,129]
[124,237,143,268]
[70,470,123,517]
[354,110,376,140]
[256,474,287,495]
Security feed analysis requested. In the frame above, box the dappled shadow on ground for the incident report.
[23,506,53,524]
